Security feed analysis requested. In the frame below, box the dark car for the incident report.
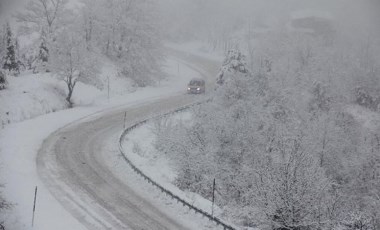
[187,78,205,94]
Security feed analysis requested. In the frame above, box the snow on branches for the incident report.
[49,29,99,107]
[217,49,250,85]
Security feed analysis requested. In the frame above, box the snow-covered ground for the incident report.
[0,54,209,230]
[0,59,117,128]
[0,73,69,127]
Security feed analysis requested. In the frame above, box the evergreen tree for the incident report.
[38,31,49,63]
[14,38,25,72]
[38,41,49,64]
[32,31,49,73]
[216,49,250,85]
[2,23,19,75]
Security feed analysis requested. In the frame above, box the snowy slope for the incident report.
[0,58,133,129]
[0,73,69,127]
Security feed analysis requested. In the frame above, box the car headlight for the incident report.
[197,88,200,90]
[188,87,191,90]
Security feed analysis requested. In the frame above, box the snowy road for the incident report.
[36,51,220,229]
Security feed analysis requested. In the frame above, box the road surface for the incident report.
[37,50,220,229]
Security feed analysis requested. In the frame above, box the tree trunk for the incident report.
[66,79,75,108]
[66,88,73,108]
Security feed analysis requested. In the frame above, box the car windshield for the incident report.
[189,80,202,86]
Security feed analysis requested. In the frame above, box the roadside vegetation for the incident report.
[156,28,380,229]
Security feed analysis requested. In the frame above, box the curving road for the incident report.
[37,50,220,229]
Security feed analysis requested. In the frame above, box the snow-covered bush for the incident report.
[340,211,377,230]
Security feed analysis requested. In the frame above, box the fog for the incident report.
[158,0,380,44]
[0,0,24,19]
[2,0,379,42]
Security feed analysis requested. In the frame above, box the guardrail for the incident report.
[118,101,236,230]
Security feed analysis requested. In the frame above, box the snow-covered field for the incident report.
[0,53,211,230]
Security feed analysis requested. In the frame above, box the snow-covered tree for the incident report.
[80,0,163,87]
[248,135,331,229]
[49,29,99,107]
[2,23,19,75]
[15,0,69,37]
[216,49,250,85]
[15,0,70,72]
[32,31,50,73]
